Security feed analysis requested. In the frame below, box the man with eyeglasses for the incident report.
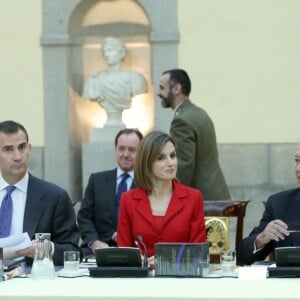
[77,128,143,258]
[237,145,300,265]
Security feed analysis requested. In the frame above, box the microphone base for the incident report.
[89,266,149,277]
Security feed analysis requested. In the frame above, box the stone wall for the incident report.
[219,143,297,247]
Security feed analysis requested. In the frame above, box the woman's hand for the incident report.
[147,255,155,269]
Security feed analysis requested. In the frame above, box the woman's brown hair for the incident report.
[134,131,175,192]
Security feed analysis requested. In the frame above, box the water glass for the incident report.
[220,250,236,275]
[199,254,210,277]
[64,251,80,273]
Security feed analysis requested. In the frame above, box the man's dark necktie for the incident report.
[0,185,16,238]
[116,173,129,216]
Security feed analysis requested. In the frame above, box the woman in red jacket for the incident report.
[117,131,206,267]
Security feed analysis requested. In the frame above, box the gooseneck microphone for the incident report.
[136,235,148,268]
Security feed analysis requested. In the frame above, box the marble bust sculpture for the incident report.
[83,37,147,127]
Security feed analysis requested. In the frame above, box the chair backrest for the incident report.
[204,200,250,265]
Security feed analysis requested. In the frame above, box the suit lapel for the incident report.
[163,182,186,227]
[132,181,186,230]
[23,174,47,239]
[132,189,156,230]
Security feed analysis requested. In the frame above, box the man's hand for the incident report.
[112,232,117,242]
[255,219,289,249]
[89,240,109,253]
[16,240,37,259]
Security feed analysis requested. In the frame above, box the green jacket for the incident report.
[170,99,231,200]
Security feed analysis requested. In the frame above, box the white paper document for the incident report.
[0,232,32,259]
[238,265,268,279]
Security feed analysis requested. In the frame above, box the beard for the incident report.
[160,91,174,108]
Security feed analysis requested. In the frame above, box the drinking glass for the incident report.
[220,250,236,275]
[63,251,80,273]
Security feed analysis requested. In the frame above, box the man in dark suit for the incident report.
[77,128,143,258]
[0,120,79,266]
[237,146,300,265]
[157,68,231,200]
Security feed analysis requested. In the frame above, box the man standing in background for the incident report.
[157,68,231,200]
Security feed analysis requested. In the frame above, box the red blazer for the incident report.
[117,180,206,257]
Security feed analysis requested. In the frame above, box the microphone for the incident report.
[136,235,148,268]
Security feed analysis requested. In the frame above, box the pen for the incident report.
[288,230,300,233]
[1,266,24,281]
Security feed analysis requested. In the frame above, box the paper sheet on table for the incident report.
[238,265,268,279]
[0,232,32,259]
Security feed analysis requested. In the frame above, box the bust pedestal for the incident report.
[104,110,124,128]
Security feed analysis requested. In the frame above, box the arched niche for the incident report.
[41,0,179,202]
[68,0,153,137]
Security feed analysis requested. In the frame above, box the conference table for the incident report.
[0,274,299,300]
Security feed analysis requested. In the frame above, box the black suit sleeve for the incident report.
[77,174,101,252]
[51,189,80,265]
[237,197,275,265]
[25,176,80,266]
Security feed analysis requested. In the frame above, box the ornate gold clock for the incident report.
[205,217,229,255]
